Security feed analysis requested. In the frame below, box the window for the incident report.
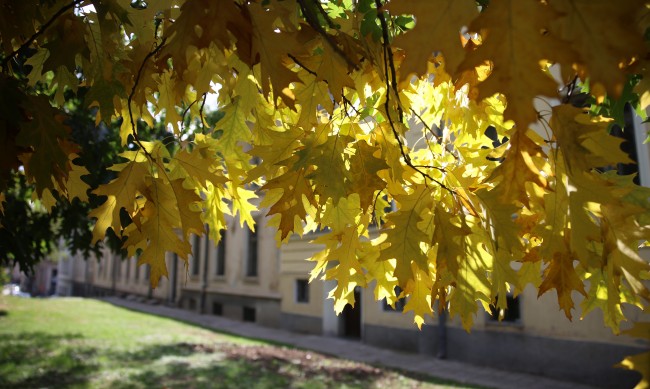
[212,302,223,316]
[215,230,226,276]
[488,294,521,323]
[243,306,256,322]
[125,258,131,282]
[135,260,140,281]
[191,234,201,276]
[246,226,258,277]
[295,279,309,303]
[382,286,406,312]
[611,104,639,184]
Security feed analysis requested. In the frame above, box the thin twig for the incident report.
[374,0,453,193]
[412,164,447,173]
[370,189,387,226]
[313,0,336,29]
[199,93,207,132]
[127,38,167,160]
[180,99,199,132]
[288,54,318,77]
[410,108,458,158]
[1,0,86,71]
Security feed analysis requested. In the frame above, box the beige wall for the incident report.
[280,237,325,318]
[280,234,649,348]
[181,214,281,300]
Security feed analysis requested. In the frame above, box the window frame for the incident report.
[295,279,310,303]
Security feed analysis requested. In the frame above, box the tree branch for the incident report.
[296,0,358,70]
[374,0,453,193]
[1,0,86,71]
[288,54,318,77]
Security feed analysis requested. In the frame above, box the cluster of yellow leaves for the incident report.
[1,1,650,385]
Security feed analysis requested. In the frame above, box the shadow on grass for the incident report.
[0,332,97,388]
[108,341,389,389]
[111,342,217,363]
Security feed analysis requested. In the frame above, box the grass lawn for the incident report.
[0,296,479,389]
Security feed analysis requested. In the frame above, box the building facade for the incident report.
[52,111,650,388]
[57,211,282,327]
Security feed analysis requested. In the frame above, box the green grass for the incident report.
[0,296,478,389]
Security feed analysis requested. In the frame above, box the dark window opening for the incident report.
[341,288,361,338]
[296,279,309,303]
[191,234,201,276]
[382,286,406,312]
[611,104,639,185]
[212,302,223,316]
[243,306,256,322]
[246,227,258,277]
[216,230,226,276]
[488,294,521,323]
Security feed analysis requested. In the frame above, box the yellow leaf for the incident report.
[202,181,230,242]
[538,239,587,321]
[89,160,150,243]
[65,156,90,202]
[459,0,573,129]
[403,266,434,329]
[124,176,196,288]
[549,0,646,99]
[229,183,258,230]
[321,194,361,233]
[169,179,205,241]
[388,0,478,80]
[294,74,333,128]
[379,185,434,285]
[617,351,650,389]
[262,168,317,240]
[298,38,356,97]
[551,105,632,175]
[248,2,302,107]
[349,141,389,211]
[320,227,367,314]
[297,133,353,204]
[155,70,183,134]
[489,130,549,206]
[359,234,399,304]
[448,226,492,331]
[476,187,523,253]
[215,97,252,159]
[171,146,227,189]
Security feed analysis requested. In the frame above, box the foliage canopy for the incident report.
[1,0,650,383]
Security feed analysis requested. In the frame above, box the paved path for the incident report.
[102,297,596,389]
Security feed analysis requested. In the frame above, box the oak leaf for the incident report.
[388,0,478,80]
[459,0,574,129]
